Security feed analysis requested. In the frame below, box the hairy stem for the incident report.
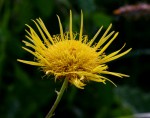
[45,78,68,118]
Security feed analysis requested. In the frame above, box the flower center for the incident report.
[45,40,99,73]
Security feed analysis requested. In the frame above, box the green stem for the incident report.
[45,78,68,118]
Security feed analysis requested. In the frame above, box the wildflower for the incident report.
[17,10,131,118]
[18,10,131,89]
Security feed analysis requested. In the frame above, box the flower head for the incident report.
[18,10,131,89]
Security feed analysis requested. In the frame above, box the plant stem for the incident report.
[45,78,68,118]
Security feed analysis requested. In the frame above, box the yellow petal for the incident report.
[17,59,43,66]
[95,24,113,49]
[57,15,64,41]
[26,24,46,49]
[97,32,119,55]
[36,18,54,44]
[70,10,73,40]
[102,48,132,63]
[101,71,129,77]
[100,44,126,63]
[88,26,103,46]
[70,78,85,89]
[32,19,51,46]
[79,10,83,42]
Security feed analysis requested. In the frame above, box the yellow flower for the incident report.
[17,10,131,89]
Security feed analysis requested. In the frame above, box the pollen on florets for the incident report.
[17,10,131,89]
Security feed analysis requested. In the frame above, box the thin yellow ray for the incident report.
[22,40,35,49]
[24,38,47,54]
[25,35,34,43]
[22,47,40,58]
[95,31,115,50]
[88,26,103,46]
[57,15,64,41]
[96,75,117,87]
[97,31,115,48]
[32,20,51,46]
[23,48,51,67]
[22,47,37,54]
[25,24,46,49]
[101,48,132,63]
[100,44,126,62]
[37,54,51,67]
[36,18,54,44]
[98,32,119,55]
[95,24,112,49]
[22,47,38,58]
[74,71,117,86]
[25,29,34,43]
[88,76,105,83]
[70,10,73,40]
[92,64,108,73]
[22,47,50,65]
[79,10,83,41]
[17,59,43,66]
[101,71,129,77]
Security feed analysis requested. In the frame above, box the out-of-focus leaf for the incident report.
[115,86,150,112]
[14,64,32,87]
[34,0,54,17]
[92,12,113,28]
[78,0,96,12]
[12,0,34,33]
[0,29,7,79]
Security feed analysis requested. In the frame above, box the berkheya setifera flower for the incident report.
[18,10,131,118]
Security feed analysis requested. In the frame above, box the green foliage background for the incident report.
[0,0,150,118]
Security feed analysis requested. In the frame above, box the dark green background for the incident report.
[0,0,150,118]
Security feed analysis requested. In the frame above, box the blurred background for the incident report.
[0,0,150,118]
